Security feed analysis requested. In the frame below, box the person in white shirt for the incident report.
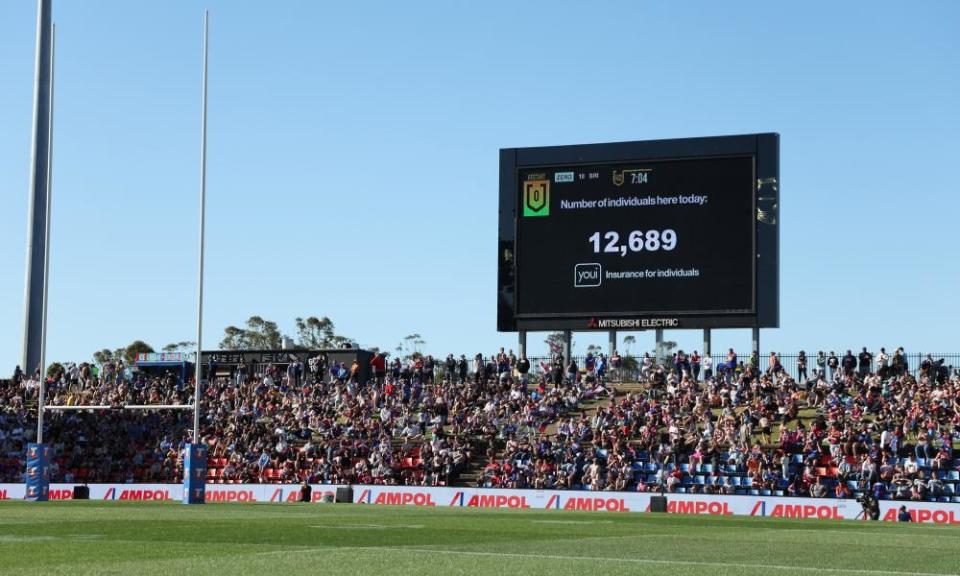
[876,347,890,377]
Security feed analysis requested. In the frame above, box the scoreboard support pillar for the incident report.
[518,331,527,359]
[655,328,664,364]
[608,331,616,358]
[703,329,711,357]
[752,327,760,361]
[562,331,572,365]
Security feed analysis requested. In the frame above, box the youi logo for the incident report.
[574,263,602,287]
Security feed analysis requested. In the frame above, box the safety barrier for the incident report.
[0,483,339,504]
[3,483,959,524]
[351,485,960,525]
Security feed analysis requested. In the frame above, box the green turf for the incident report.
[0,502,957,575]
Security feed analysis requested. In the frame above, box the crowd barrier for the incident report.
[3,483,959,524]
[0,483,340,504]
[352,485,960,525]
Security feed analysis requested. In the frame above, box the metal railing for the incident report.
[484,352,959,382]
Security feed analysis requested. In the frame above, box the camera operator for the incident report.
[857,492,880,521]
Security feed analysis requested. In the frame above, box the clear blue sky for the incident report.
[1,1,958,369]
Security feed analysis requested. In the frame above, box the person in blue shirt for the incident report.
[897,505,912,522]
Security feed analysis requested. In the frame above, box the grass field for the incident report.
[0,502,958,575]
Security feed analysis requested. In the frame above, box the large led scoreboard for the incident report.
[498,133,779,332]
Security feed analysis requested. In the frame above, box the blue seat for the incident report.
[694,475,705,485]
[702,464,713,473]
[761,489,772,496]
[741,477,753,487]
[680,463,690,472]
[948,471,959,481]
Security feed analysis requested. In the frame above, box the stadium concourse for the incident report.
[1,348,959,507]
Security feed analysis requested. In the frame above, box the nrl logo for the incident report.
[522,180,550,217]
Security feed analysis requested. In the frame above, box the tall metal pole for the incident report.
[193,11,209,443]
[22,0,53,376]
[37,23,55,445]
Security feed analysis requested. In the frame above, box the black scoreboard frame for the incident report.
[497,133,779,332]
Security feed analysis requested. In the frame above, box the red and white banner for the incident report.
[3,483,958,524]
[352,485,960,525]
[0,483,339,504]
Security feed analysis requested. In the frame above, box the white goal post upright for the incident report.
[184,9,211,505]
[26,9,212,503]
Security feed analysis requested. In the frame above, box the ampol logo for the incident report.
[115,489,171,501]
[207,489,257,503]
[768,504,842,519]
[665,500,733,516]
[883,508,960,525]
[365,490,437,506]
[562,497,630,512]
[465,494,530,509]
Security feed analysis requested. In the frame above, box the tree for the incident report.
[123,340,155,365]
[91,340,154,365]
[219,325,247,350]
[399,333,425,359]
[655,340,678,365]
[244,316,283,349]
[623,335,636,355]
[218,316,284,350]
[586,344,601,355]
[92,349,115,365]
[294,316,337,349]
[162,341,196,353]
[46,362,65,379]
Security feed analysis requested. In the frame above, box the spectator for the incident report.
[858,347,873,378]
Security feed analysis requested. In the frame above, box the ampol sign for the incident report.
[0,483,339,503]
[3,484,959,525]
[353,485,960,525]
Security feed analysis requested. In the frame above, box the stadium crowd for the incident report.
[0,349,595,487]
[476,348,960,503]
[2,346,959,503]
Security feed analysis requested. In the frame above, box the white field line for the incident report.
[309,524,424,530]
[531,520,613,525]
[257,545,959,576]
